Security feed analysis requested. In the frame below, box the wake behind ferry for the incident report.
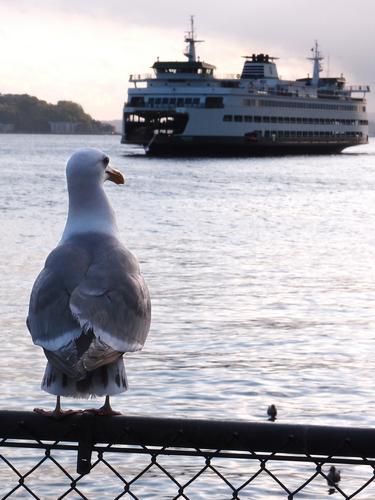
[122,18,370,155]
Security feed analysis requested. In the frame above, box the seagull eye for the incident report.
[103,156,110,167]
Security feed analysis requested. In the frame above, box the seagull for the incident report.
[27,148,151,417]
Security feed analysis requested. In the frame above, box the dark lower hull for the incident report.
[122,134,366,156]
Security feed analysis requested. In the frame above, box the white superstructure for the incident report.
[122,18,370,155]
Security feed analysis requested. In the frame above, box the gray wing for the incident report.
[70,241,151,353]
[27,234,151,357]
[27,242,91,351]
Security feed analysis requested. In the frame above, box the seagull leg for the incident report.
[83,395,121,416]
[34,396,81,419]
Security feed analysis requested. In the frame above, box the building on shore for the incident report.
[48,121,81,134]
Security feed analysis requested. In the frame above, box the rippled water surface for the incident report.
[1,134,375,498]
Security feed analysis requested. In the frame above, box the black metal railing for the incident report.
[1,410,375,499]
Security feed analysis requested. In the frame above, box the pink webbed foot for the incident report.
[33,408,82,419]
[83,396,121,416]
[33,396,81,419]
[83,406,121,416]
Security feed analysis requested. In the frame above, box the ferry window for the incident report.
[263,116,270,123]
[244,116,253,122]
[192,98,200,105]
[170,98,176,104]
[278,117,284,123]
[297,131,302,137]
[302,118,308,124]
[185,98,192,104]
[130,96,145,106]
[223,115,233,122]
[205,97,224,108]
[264,131,270,137]
[296,118,302,124]
[284,117,290,123]
[254,116,261,123]
[363,107,366,112]
[234,115,243,122]
[162,98,169,104]
[155,98,161,104]
[271,117,277,123]
[284,131,290,137]
[290,117,296,123]
[148,98,154,105]
[302,131,308,137]
[177,98,184,106]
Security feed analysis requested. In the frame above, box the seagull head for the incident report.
[66,148,125,188]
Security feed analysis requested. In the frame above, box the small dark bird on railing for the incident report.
[267,404,277,421]
[327,465,341,495]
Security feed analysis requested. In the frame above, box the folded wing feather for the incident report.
[27,233,151,379]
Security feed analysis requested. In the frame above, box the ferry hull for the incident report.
[123,134,363,156]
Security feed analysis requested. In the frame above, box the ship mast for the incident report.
[184,15,203,62]
[308,41,323,86]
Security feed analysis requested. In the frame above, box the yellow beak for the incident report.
[105,165,125,185]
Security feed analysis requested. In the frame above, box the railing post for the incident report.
[76,413,95,475]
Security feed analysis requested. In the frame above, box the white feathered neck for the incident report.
[61,175,118,243]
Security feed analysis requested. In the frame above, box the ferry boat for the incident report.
[122,18,370,155]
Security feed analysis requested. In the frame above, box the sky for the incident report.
[1,0,375,120]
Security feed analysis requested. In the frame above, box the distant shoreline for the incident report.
[0,94,117,134]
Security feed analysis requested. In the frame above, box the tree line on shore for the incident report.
[0,94,115,134]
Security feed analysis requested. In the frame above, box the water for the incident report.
[1,134,375,498]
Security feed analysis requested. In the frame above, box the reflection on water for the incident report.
[1,135,375,497]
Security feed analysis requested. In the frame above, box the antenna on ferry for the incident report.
[308,40,323,86]
[184,15,203,62]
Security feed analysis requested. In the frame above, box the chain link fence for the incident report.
[1,410,375,499]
